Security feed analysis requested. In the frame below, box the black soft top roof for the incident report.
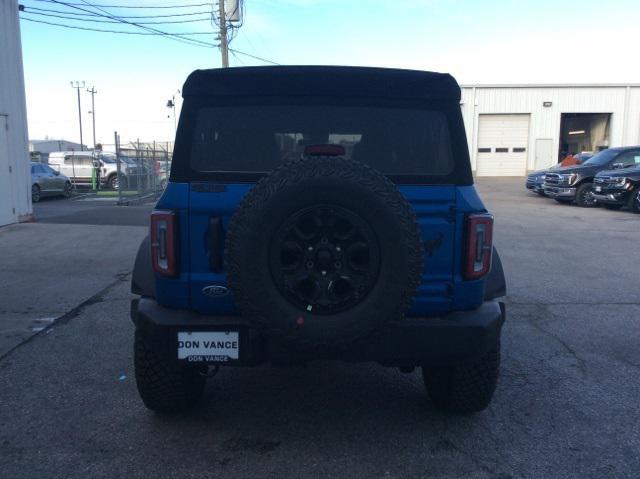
[182,66,460,101]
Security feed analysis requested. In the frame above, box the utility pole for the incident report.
[70,81,85,150]
[218,0,229,68]
[87,86,97,151]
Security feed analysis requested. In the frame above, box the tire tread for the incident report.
[422,343,500,413]
[134,330,206,414]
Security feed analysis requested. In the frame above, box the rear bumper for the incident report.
[544,185,576,199]
[131,298,506,367]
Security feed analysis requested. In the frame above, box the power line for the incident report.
[22,5,214,20]
[42,0,215,48]
[22,10,212,25]
[228,47,279,65]
[229,48,245,66]
[30,0,212,9]
[75,0,215,47]
[23,0,280,65]
[20,17,218,39]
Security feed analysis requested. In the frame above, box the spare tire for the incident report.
[225,157,424,349]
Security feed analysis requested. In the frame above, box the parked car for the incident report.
[527,153,595,196]
[30,162,72,202]
[97,154,124,189]
[155,160,171,189]
[593,162,640,212]
[130,66,507,415]
[49,151,142,190]
[543,146,640,207]
[48,151,98,187]
[526,169,550,195]
[99,154,148,190]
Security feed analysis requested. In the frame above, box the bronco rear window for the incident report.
[189,105,454,178]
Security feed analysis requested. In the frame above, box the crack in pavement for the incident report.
[523,306,588,377]
[434,417,502,478]
[0,272,131,363]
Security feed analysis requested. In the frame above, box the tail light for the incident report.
[464,213,493,280]
[150,210,178,276]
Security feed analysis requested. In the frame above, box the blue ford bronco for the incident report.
[130,66,506,414]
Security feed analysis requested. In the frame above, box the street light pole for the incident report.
[70,81,85,150]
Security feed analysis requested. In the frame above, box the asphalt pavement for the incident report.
[1,179,639,478]
[32,195,154,226]
[0,198,151,357]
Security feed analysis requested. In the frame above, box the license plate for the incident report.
[177,331,239,362]
[595,186,602,192]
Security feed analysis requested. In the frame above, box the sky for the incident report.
[17,0,640,146]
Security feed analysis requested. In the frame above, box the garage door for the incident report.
[476,114,530,176]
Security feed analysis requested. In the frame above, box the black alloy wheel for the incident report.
[63,182,72,198]
[270,205,380,315]
[630,187,640,213]
[32,184,41,203]
[576,183,597,207]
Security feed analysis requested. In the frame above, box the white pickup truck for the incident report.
[48,151,139,189]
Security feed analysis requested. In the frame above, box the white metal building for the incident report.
[29,139,86,163]
[460,84,640,176]
[0,0,32,226]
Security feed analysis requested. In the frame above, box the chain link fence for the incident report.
[99,134,172,204]
[33,134,172,205]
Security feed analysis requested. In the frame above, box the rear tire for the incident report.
[32,184,41,203]
[63,181,72,198]
[575,183,597,207]
[422,343,500,413]
[629,187,640,213]
[134,329,206,414]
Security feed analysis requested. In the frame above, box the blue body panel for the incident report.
[154,181,488,316]
[154,182,190,309]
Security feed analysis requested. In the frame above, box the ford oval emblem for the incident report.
[202,285,229,297]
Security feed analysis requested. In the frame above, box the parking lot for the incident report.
[1,178,639,478]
